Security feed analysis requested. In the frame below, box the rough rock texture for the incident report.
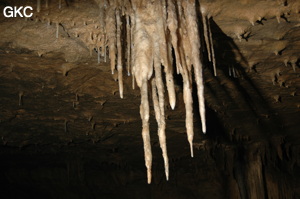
[0,0,299,198]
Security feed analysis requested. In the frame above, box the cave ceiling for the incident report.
[0,0,299,198]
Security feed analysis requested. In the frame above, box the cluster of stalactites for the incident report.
[37,0,215,184]
[100,0,215,184]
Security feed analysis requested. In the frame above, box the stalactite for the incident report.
[105,5,117,74]
[151,78,169,180]
[18,91,23,106]
[37,0,41,13]
[56,22,59,39]
[97,47,101,64]
[182,68,194,157]
[153,0,176,110]
[177,2,193,82]
[132,2,155,183]
[91,121,96,130]
[290,56,298,72]
[140,79,152,184]
[156,16,176,110]
[131,12,153,87]
[132,75,135,89]
[165,67,176,110]
[88,32,94,57]
[201,10,212,62]
[126,15,131,76]
[175,2,196,155]
[153,41,169,180]
[99,1,106,64]
[96,34,101,64]
[64,119,68,133]
[104,40,107,62]
[130,10,136,90]
[183,0,206,134]
[167,0,182,75]
[201,8,217,77]
[208,17,217,77]
[232,66,237,78]
[101,34,106,62]
[116,9,123,98]
[152,79,161,125]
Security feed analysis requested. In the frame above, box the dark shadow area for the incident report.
[199,14,286,140]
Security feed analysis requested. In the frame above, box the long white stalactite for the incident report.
[201,6,217,76]
[99,1,106,64]
[126,15,131,76]
[140,79,152,184]
[132,1,154,183]
[183,0,206,134]
[167,0,182,75]
[153,39,169,180]
[156,0,176,111]
[208,15,217,77]
[129,8,136,90]
[202,13,212,62]
[116,9,123,98]
[105,4,117,75]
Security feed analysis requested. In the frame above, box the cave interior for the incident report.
[0,0,300,198]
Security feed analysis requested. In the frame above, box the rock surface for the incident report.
[0,0,299,198]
